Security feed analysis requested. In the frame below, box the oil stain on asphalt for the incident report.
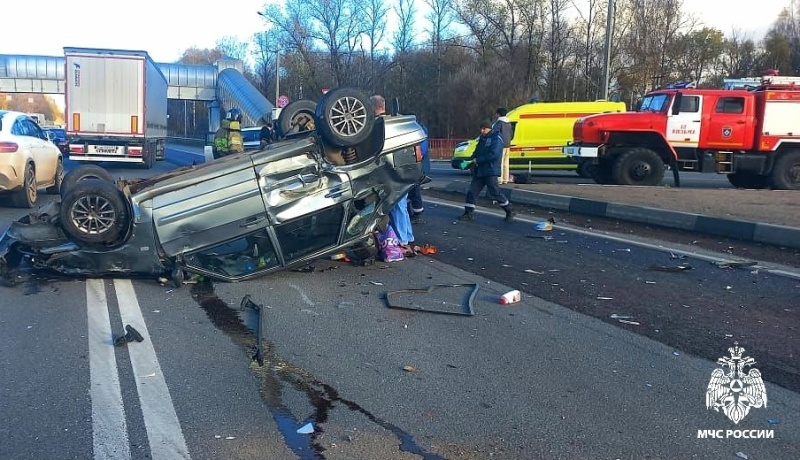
[191,281,444,460]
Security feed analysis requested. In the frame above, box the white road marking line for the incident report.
[427,197,800,280]
[113,279,191,460]
[87,279,131,460]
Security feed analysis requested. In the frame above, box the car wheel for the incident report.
[60,179,129,245]
[512,174,531,184]
[611,148,665,186]
[576,161,593,178]
[769,150,800,190]
[60,165,114,197]
[46,159,64,195]
[277,99,317,138]
[315,87,374,147]
[727,171,770,189]
[10,162,37,208]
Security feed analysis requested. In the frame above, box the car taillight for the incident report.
[0,142,19,153]
[128,147,142,156]
[414,145,423,162]
[70,145,85,154]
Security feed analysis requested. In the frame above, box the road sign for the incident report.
[277,95,289,108]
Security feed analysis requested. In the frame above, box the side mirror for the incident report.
[671,93,682,115]
[45,131,54,141]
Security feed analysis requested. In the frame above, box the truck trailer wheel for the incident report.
[60,179,129,245]
[60,165,115,197]
[612,148,664,186]
[770,150,800,190]
[315,87,374,147]
[727,172,769,189]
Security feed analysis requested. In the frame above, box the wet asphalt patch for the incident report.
[190,280,444,460]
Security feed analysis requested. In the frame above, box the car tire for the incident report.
[60,165,115,197]
[10,162,37,208]
[769,150,800,190]
[577,161,593,178]
[611,148,665,186]
[60,179,129,245]
[512,174,531,184]
[727,171,770,189]
[314,87,374,147]
[46,158,64,195]
[277,100,317,138]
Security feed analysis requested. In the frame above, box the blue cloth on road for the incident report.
[390,194,415,244]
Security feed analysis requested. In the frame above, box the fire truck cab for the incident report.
[563,75,800,190]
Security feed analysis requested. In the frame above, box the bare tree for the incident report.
[216,36,250,64]
[363,0,391,90]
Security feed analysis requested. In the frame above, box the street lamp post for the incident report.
[257,11,281,107]
[601,0,616,100]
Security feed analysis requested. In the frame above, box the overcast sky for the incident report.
[2,0,793,63]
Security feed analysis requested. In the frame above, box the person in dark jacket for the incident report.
[458,120,516,222]
[407,122,429,223]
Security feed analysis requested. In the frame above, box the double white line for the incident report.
[87,279,190,460]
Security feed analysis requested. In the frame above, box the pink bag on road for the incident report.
[375,227,404,262]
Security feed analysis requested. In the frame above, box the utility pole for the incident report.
[601,0,616,100]
[275,52,280,106]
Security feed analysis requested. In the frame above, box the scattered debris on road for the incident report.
[113,324,144,347]
[648,264,693,272]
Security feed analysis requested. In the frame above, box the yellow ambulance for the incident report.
[451,100,626,183]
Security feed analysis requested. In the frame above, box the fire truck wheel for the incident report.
[588,162,614,184]
[60,179,129,245]
[727,172,769,189]
[770,150,800,190]
[612,148,664,186]
[60,165,115,197]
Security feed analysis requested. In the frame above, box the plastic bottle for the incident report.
[499,290,521,305]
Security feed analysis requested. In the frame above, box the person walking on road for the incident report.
[407,121,430,224]
[492,108,513,184]
[458,120,516,222]
[372,94,416,255]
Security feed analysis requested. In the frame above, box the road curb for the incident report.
[441,180,800,249]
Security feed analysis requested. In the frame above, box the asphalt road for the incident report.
[0,148,797,459]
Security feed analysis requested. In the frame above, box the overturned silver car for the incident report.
[0,88,426,285]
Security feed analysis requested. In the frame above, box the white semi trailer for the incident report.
[65,47,167,169]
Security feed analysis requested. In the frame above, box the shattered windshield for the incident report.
[638,94,670,112]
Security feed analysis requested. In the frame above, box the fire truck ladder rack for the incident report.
[760,75,800,87]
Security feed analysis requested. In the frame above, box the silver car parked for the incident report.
[0,88,426,285]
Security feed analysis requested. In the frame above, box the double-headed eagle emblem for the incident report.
[706,343,767,424]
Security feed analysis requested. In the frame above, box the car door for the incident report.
[150,158,269,257]
[250,139,353,263]
[702,95,754,150]
[666,94,702,148]
[23,120,58,185]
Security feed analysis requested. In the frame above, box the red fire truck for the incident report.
[563,75,800,190]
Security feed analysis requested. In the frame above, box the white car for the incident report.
[0,111,63,207]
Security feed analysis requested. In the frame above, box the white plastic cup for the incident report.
[499,290,521,305]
